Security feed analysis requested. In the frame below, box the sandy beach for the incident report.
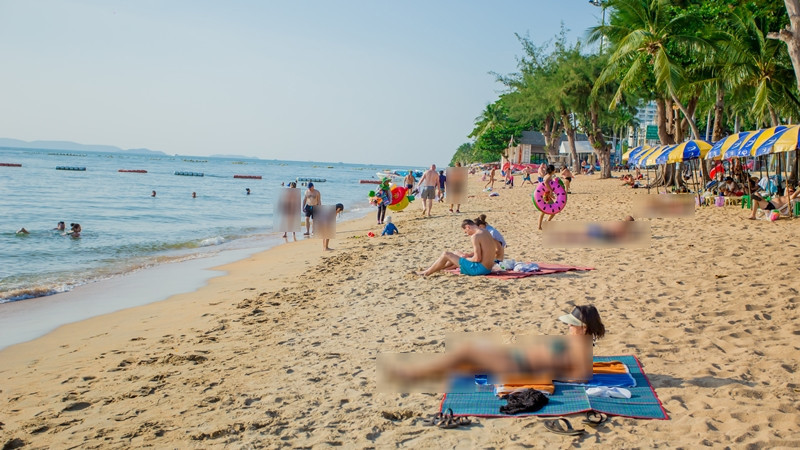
[2,172,800,448]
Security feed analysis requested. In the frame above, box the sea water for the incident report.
[0,147,411,303]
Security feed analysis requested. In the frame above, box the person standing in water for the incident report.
[302,182,321,235]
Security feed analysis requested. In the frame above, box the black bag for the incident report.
[499,388,549,415]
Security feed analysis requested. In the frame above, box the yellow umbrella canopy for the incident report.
[706,132,749,160]
[770,124,800,154]
[641,145,668,167]
[622,145,645,162]
[660,140,712,164]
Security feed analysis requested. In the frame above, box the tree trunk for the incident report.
[768,0,800,94]
[587,106,611,179]
[671,93,702,140]
[561,110,579,169]
[655,98,676,145]
[541,114,563,162]
[712,85,725,141]
[768,105,779,127]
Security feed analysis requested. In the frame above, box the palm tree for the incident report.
[589,0,713,141]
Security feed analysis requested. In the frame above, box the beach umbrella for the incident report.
[625,145,651,164]
[730,126,788,158]
[631,146,662,167]
[622,145,644,162]
[706,132,749,160]
[751,125,792,156]
[641,145,671,167]
[769,124,800,154]
[723,130,761,159]
[656,140,711,164]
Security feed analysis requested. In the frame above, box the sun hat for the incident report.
[558,306,584,327]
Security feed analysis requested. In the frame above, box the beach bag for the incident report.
[499,388,549,415]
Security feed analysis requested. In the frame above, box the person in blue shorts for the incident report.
[416,219,495,276]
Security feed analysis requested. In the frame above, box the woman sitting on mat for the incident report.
[474,213,506,260]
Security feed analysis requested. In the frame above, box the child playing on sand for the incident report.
[381,216,399,235]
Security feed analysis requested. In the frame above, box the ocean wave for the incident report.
[0,284,70,303]
[199,236,225,247]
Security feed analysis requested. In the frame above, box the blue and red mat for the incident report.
[440,355,668,420]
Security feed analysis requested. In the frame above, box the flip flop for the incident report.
[423,408,452,427]
[422,412,444,427]
[543,418,585,436]
[455,416,472,426]
[582,411,608,428]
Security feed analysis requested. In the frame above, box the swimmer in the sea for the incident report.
[54,221,66,231]
[16,227,29,235]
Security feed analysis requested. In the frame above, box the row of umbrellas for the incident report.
[622,125,800,167]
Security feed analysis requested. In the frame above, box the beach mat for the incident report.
[450,262,594,279]
[439,355,668,420]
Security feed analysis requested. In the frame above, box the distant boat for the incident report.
[297,177,326,183]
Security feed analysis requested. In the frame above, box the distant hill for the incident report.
[0,138,167,155]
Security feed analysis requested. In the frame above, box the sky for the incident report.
[0,0,603,166]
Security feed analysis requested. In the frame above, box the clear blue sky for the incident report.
[0,0,603,166]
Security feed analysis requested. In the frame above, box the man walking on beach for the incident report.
[418,164,438,217]
[416,219,495,276]
[302,182,321,235]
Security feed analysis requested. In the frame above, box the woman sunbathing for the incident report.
[748,185,800,219]
[382,305,605,385]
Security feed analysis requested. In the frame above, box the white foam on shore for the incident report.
[0,245,268,351]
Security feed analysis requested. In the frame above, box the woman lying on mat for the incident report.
[381,305,605,387]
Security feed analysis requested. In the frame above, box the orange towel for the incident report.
[495,383,555,396]
[593,361,626,374]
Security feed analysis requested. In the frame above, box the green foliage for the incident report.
[452,0,800,165]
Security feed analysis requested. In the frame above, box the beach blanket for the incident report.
[449,262,594,278]
[440,355,668,420]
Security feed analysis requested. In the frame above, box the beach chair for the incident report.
[755,202,793,220]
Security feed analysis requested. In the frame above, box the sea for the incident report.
[0,147,411,306]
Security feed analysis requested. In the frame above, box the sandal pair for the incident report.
[422,408,473,428]
[543,412,608,436]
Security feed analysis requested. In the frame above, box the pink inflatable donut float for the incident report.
[532,177,567,214]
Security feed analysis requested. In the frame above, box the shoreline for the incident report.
[0,208,371,351]
[3,173,800,448]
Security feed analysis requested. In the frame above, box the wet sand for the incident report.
[2,173,800,448]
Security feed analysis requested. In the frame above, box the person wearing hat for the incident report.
[381,305,604,385]
[302,182,321,235]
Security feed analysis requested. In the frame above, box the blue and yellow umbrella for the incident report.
[706,132,749,160]
[655,140,711,164]
[622,145,645,162]
[729,126,788,158]
[635,145,667,167]
[767,124,800,154]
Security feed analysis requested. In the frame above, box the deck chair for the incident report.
[755,202,792,220]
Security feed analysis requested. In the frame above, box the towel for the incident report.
[586,386,632,398]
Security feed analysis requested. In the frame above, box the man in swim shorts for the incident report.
[417,164,439,217]
[302,182,321,235]
[416,219,495,276]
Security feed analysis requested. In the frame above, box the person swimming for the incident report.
[68,223,81,237]
[54,221,66,231]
